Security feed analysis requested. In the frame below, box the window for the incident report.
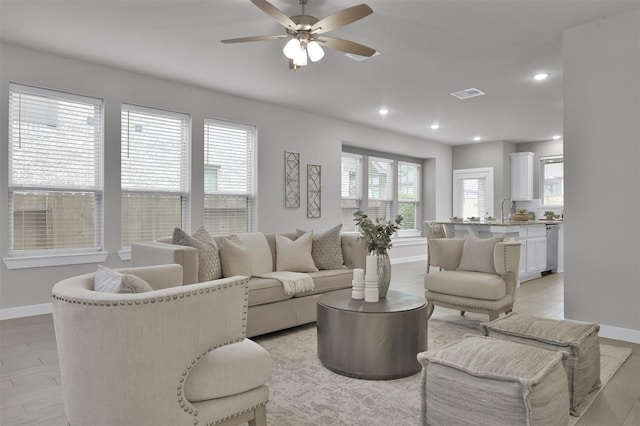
[342,149,422,236]
[368,156,393,220]
[453,168,494,219]
[540,156,563,206]
[7,84,103,257]
[398,162,420,230]
[203,118,256,234]
[121,105,189,246]
[341,153,362,232]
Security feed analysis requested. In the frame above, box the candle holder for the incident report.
[352,268,365,299]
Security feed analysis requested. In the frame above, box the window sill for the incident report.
[3,251,109,270]
[391,236,427,247]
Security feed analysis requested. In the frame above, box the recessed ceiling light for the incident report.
[552,135,561,140]
[430,124,439,130]
[473,136,482,142]
[533,73,549,81]
[378,108,389,115]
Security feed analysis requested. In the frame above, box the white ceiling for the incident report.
[2,0,639,145]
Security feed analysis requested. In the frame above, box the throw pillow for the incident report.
[173,227,220,282]
[234,233,273,274]
[276,232,319,273]
[218,236,253,278]
[192,226,222,280]
[296,224,345,270]
[457,236,504,274]
[94,265,153,293]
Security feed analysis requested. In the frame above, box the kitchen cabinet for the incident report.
[510,152,534,200]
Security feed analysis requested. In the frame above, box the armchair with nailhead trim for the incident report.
[52,264,272,426]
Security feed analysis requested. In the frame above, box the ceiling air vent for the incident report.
[450,88,485,100]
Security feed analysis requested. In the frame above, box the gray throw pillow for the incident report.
[94,265,153,293]
[296,224,345,270]
[457,236,504,274]
[192,226,222,280]
[173,227,221,282]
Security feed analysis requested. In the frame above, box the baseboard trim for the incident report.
[599,324,640,344]
[0,303,52,320]
[391,255,425,265]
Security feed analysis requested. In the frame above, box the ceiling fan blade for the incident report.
[316,36,376,57]
[250,0,297,31]
[311,4,373,34]
[221,34,289,44]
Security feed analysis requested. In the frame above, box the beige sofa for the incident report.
[133,232,368,337]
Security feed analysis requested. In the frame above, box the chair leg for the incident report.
[249,405,267,426]
[460,311,465,316]
[488,312,499,321]
[427,263,430,274]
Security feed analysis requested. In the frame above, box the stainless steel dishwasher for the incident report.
[544,224,560,274]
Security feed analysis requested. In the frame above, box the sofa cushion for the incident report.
[276,232,318,273]
[457,236,504,274]
[296,224,345,270]
[247,277,293,306]
[293,269,353,297]
[219,236,253,278]
[94,266,153,294]
[173,227,221,282]
[185,339,272,402]
[235,233,273,275]
[424,270,506,301]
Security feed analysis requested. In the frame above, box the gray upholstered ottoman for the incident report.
[418,336,569,426]
[481,312,600,416]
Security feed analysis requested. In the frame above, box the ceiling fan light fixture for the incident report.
[283,38,301,59]
[293,47,308,66]
[307,41,324,62]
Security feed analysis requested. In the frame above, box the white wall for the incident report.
[0,43,452,312]
[563,9,640,340]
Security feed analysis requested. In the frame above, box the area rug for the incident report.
[254,316,632,426]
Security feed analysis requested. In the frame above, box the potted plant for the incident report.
[353,210,402,298]
[544,211,556,220]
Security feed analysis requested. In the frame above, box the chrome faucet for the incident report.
[501,198,511,223]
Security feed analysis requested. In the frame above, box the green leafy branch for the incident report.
[353,210,403,256]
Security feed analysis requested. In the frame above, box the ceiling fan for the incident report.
[221,0,376,70]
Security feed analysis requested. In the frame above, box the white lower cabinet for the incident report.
[519,225,547,282]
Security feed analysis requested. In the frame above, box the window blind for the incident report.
[398,162,420,230]
[341,153,362,231]
[461,177,486,218]
[203,118,256,235]
[368,156,393,219]
[8,84,103,253]
[540,156,564,206]
[121,104,189,245]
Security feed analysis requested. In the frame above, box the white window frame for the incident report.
[397,161,421,237]
[539,155,564,208]
[4,83,107,270]
[119,104,190,259]
[203,117,256,235]
[453,167,494,219]
[342,149,422,238]
[341,153,363,232]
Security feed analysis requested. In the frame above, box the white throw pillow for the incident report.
[219,236,253,278]
[457,236,504,274]
[235,232,274,274]
[276,232,319,273]
[94,266,153,293]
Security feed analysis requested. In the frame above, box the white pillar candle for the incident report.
[365,255,378,280]
[353,268,364,282]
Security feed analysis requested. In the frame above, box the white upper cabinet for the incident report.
[510,152,534,200]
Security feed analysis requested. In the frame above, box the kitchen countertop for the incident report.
[436,220,563,226]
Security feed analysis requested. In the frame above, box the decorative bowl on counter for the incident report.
[467,217,480,221]
[512,213,531,221]
[450,217,463,222]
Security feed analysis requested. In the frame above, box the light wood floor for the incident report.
[1,261,638,426]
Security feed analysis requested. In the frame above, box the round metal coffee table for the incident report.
[316,289,427,380]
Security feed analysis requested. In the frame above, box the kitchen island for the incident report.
[435,220,564,283]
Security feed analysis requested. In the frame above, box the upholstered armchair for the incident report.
[424,238,521,321]
[52,264,272,426]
